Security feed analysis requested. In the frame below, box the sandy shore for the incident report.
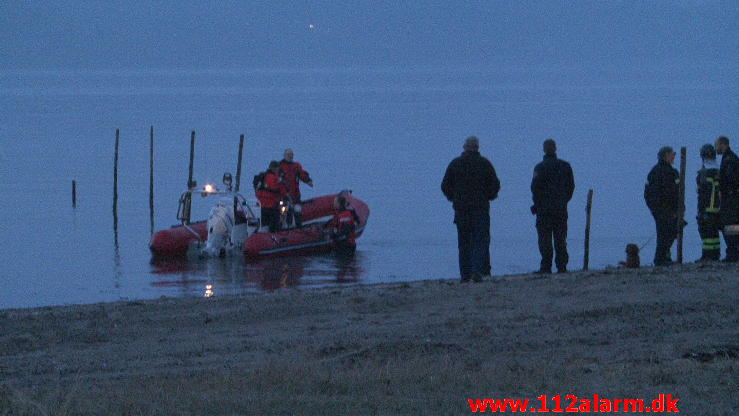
[1,262,737,415]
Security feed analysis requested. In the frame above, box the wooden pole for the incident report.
[235,134,245,191]
[583,189,593,270]
[677,146,687,263]
[182,130,196,225]
[113,128,119,216]
[149,126,155,234]
[188,130,196,189]
[72,180,77,208]
[113,129,120,249]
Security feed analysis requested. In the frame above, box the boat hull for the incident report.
[149,193,369,259]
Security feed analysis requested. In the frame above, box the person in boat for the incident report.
[325,194,359,255]
[279,148,313,203]
[695,143,721,261]
[255,160,288,233]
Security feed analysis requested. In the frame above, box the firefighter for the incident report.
[715,136,739,262]
[695,144,721,261]
[644,146,681,266]
[326,194,359,256]
[530,139,575,274]
[279,148,313,203]
[255,161,287,233]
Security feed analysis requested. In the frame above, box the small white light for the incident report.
[204,184,215,193]
[308,24,315,29]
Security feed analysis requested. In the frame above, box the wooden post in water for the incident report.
[235,134,245,191]
[149,126,155,234]
[583,189,594,270]
[113,129,120,249]
[113,128,119,216]
[181,130,196,224]
[677,146,687,263]
[72,180,77,208]
[188,131,196,189]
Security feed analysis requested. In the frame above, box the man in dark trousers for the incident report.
[530,139,575,274]
[442,136,500,282]
[644,146,680,266]
[695,144,721,261]
[715,136,739,262]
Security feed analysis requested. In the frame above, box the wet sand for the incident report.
[1,262,737,415]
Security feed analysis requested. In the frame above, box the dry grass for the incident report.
[0,262,737,415]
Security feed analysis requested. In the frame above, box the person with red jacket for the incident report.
[279,148,313,203]
[255,161,288,232]
[325,194,359,255]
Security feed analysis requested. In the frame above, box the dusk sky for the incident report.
[2,1,736,70]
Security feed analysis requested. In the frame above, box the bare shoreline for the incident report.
[1,262,737,415]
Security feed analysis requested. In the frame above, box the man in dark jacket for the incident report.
[644,146,680,266]
[441,136,501,282]
[695,144,721,261]
[715,136,739,262]
[530,139,575,274]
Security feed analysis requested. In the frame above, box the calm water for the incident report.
[0,66,735,309]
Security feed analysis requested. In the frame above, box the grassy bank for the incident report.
[1,262,737,415]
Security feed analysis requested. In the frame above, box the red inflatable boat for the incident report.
[150,187,369,259]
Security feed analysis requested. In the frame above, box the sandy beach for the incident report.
[1,262,737,415]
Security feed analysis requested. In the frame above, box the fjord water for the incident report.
[0,66,735,308]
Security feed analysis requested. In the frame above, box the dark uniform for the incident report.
[718,147,739,261]
[696,164,721,260]
[644,160,680,265]
[442,150,500,281]
[531,154,575,273]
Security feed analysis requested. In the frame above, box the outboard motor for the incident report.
[204,198,235,257]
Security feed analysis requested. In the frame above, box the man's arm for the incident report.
[297,163,313,186]
[487,161,500,201]
[565,162,575,202]
[441,161,456,201]
[531,164,544,210]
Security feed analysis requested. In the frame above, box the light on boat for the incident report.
[204,284,214,298]
[204,184,216,193]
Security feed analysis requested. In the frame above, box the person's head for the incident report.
[700,144,716,162]
[284,148,294,162]
[715,136,730,155]
[334,195,347,210]
[658,146,676,164]
[463,136,479,152]
[268,160,280,173]
[543,139,557,156]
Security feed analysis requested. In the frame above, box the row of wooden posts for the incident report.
[72,128,246,235]
[70,131,689,271]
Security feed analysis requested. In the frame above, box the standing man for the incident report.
[644,146,680,266]
[695,144,721,261]
[279,148,313,203]
[442,136,500,282]
[715,136,739,262]
[530,139,575,274]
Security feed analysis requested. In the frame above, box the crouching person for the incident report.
[326,195,359,256]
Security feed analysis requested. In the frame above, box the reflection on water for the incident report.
[150,251,365,298]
